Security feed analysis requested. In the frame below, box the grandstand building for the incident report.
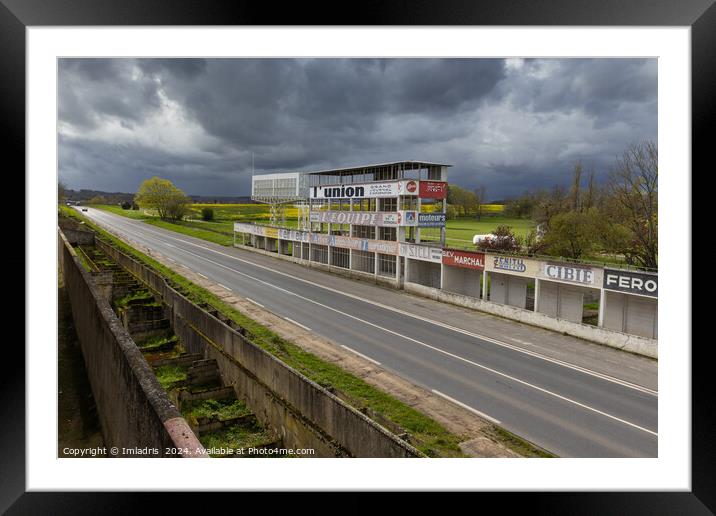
[237,161,450,287]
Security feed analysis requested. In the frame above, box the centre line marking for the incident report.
[143,241,657,437]
[104,218,655,397]
[340,345,381,365]
[431,389,501,425]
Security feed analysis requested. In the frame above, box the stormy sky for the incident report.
[58,58,657,200]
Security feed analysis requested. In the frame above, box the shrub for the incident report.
[201,207,214,221]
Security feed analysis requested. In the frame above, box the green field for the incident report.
[92,204,532,250]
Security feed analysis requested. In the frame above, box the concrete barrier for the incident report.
[58,229,207,457]
[95,238,422,458]
[404,281,657,358]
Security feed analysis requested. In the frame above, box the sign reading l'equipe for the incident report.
[603,269,658,297]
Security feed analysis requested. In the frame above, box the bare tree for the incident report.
[473,185,487,220]
[58,181,67,203]
[607,141,658,268]
[583,168,596,210]
[570,161,582,211]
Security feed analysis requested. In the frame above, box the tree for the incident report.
[606,141,658,268]
[540,208,603,259]
[473,185,487,221]
[121,201,132,210]
[88,195,108,205]
[134,177,191,221]
[447,185,477,216]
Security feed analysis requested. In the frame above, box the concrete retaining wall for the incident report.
[96,239,421,458]
[405,281,658,359]
[58,228,206,457]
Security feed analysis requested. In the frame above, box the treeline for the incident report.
[446,184,489,220]
[496,140,657,269]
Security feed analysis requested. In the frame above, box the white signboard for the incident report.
[399,243,443,263]
[309,179,418,199]
[310,210,417,226]
[540,262,602,287]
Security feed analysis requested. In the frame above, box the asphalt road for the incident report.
[75,207,658,457]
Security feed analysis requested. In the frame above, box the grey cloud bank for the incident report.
[58,58,656,199]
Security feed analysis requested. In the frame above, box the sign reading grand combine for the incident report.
[310,180,418,199]
[310,210,417,226]
[419,181,448,199]
[540,262,602,286]
[603,269,658,297]
[442,249,485,270]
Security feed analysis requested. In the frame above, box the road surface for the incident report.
[74,207,658,457]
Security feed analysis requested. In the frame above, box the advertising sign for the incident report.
[400,243,443,263]
[309,180,418,199]
[442,249,485,270]
[486,255,540,277]
[418,213,446,228]
[263,227,279,239]
[419,181,448,199]
[540,262,601,286]
[368,240,399,255]
[603,269,658,297]
[309,210,417,226]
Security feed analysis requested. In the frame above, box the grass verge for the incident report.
[61,206,552,458]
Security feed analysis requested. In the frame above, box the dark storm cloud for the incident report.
[58,57,656,198]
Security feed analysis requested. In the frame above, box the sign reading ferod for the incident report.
[603,269,658,297]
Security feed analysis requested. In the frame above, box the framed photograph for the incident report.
[5,0,711,509]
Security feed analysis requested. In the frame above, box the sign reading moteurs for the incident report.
[418,213,446,227]
[603,269,658,297]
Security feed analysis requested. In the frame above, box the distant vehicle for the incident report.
[66,202,71,206]
[472,234,496,244]
[75,201,81,206]
[81,208,88,212]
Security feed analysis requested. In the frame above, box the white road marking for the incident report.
[340,345,381,365]
[140,241,658,437]
[431,389,501,425]
[197,273,208,279]
[284,317,311,332]
[105,221,656,396]
[246,298,264,308]
[217,283,231,291]
[82,210,658,435]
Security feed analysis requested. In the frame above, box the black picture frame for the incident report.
[4,0,711,511]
